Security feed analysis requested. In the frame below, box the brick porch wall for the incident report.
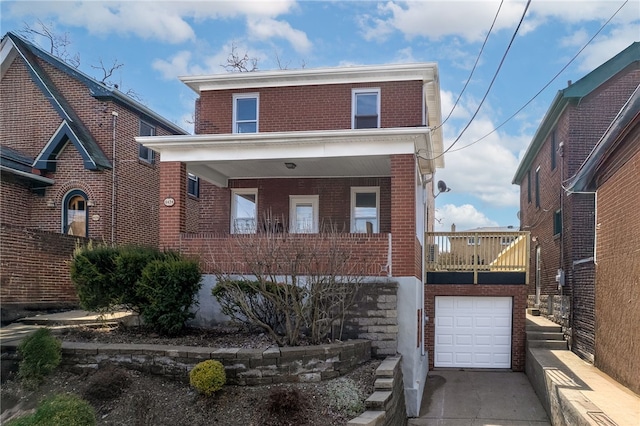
[424,284,528,371]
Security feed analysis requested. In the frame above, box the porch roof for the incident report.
[138,127,441,187]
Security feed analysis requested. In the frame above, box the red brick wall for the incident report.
[0,224,80,305]
[390,154,419,278]
[159,162,187,250]
[593,148,640,394]
[0,178,32,228]
[518,64,640,360]
[196,81,424,134]
[179,232,390,277]
[424,285,528,371]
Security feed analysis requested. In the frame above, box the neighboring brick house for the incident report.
[138,63,445,416]
[0,32,187,317]
[566,86,639,394]
[512,42,639,362]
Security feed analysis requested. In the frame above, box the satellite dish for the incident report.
[517,210,521,220]
[437,180,450,193]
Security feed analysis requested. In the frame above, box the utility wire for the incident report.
[440,0,630,156]
[434,0,505,131]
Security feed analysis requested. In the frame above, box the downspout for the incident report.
[111,111,118,244]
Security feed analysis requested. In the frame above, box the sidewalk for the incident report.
[526,314,640,426]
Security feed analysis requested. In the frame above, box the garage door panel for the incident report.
[434,296,512,368]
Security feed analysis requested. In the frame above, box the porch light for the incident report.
[46,199,55,208]
[285,162,297,170]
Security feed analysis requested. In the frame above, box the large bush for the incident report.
[18,328,61,387]
[137,258,202,335]
[6,393,95,426]
[70,244,202,335]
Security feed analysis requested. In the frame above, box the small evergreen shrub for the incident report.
[137,258,202,335]
[326,378,365,416]
[6,393,95,426]
[267,386,306,416]
[189,360,226,396]
[70,243,120,311]
[17,328,61,386]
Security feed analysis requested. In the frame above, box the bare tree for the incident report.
[222,42,259,73]
[20,20,80,68]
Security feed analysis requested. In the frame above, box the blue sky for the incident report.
[2,1,638,231]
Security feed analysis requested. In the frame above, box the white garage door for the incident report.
[434,296,512,368]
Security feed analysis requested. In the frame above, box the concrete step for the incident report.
[526,331,565,341]
[527,339,568,350]
[526,323,562,333]
[526,307,541,316]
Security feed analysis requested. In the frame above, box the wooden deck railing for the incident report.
[425,231,530,284]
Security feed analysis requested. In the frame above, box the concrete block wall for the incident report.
[347,356,407,426]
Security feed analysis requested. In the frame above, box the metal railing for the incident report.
[425,231,530,284]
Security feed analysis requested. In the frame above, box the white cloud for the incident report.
[435,204,498,232]
[5,0,299,44]
[247,17,312,54]
[358,0,638,45]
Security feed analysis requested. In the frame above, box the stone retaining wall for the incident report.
[56,339,370,385]
[348,356,407,426]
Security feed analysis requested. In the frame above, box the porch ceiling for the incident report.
[138,127,439,187]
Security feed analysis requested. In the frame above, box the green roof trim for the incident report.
[512,42,640,185]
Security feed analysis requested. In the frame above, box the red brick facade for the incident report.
[517,63,640,361]
[1,35,185,308]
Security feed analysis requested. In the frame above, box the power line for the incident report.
[434,0,532,160]
[434,0,505,131]
[440,0,630,156]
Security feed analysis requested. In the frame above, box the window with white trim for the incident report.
[351,187,379,233]
[187,173,199,198]
[231,189,258,234]
[138,121,156,163]
[352,89,380,129]
[233,93,259,133]
[289,195,319,234]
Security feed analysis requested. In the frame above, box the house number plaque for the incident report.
[163,197,175,207]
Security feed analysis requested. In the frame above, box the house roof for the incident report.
[512,42,640,185]
[179,63,444,169]
[1,32,188,171]
[0,146,55,186]
[138,127,436,187]
[566,85,640,192]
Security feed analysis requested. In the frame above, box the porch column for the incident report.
[390,154,419,278]
[159,161,186,250]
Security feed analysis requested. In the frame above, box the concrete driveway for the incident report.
[409,370,550,426]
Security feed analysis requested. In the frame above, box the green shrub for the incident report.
[189,360,226,396]
[70,244,201,335]
[6,393,95,426]
[17,328,61,386]
[326,378,365,416]
[137,258,202,335]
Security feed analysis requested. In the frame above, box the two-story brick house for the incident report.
[566,86,639,394]
[138,63,444,416]
[512,42,639,362]
[0,32,187,318]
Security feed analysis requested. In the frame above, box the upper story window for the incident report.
[550,131,557,171]
[351,187,379,233]
[139,121,156,163]
[233,93,259,133]
[535,166,541,208]
[231,189,258,234]
[352,89,380,129]
[553,209,562,236]
[187,173,199,198]
[467,236,480,246]
[527,170,532,204]
[501,236,516,246]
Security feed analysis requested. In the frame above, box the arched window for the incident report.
[63,190,88,237]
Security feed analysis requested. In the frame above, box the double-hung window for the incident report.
[535,166,541,208]
[231,189,258,234]
[138,121,156,163]
[351,187,379,233]
[233,93,259,133]
[352,89,380,129]
[187,173,199,198]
